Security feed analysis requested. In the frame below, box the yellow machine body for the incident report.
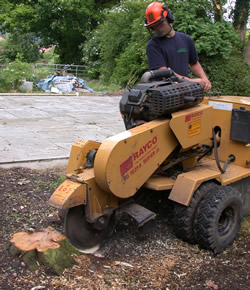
[49,141,118,220]
[49,96,250,222]
[94,118,178,198]
[147,96,250,206]
[202,96,250,166]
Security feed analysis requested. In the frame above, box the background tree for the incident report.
[232,0,250,64]
[233,0,249,45]
[0,0,249,95]
[244,36,250,64]
[83,0,249,95]
[173,0,238,58]
[209,0,227,21]
[0,0,121,63]
[81,0,151,85]
[1,32,40,63]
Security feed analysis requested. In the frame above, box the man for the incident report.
[145,1,211,92]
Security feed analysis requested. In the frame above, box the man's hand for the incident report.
[189,62,212,92]
[186,77,212,92]
[200,78,212,92]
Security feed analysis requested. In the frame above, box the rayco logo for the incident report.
[185,111,203,122]
[120,136,158,179]
[133,136,157,161]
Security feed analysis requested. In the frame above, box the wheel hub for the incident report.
[218,207,235,236]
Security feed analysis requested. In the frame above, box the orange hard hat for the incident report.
[145,2,168,27]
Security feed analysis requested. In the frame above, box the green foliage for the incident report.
[0,60,52,93]
[0,41,6,64]
[87,79,121,92]
[0,60,33,92]
[173,0,240,59]
[1,32,40,63]
[193,21,239,58]
[37,0,97,63]
[81,30,102,79]
[0,0,249,96]
[30,68,52,87]
[82,0,244,89]
[233,0,249,29]
[2,3,38,32]
[49,176,66,191]
[40,46,60,64]
[0,0,121,64]
[82,0,152,85]
[111,16,150,87]
[201,54,250,96]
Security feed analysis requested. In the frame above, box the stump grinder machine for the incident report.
[49,69,250,254]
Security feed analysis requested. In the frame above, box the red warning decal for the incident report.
[185,111,203,122]
[120,156,133,177]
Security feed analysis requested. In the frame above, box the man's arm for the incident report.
[156,62,212,92]
[189,62,212,92]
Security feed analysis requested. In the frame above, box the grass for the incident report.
[12,212,19,220]
[240,216,250,234]
[34,175,66,193]
[87,79,122,93]
[49,175,66,190]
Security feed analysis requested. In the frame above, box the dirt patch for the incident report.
[0,167,249,289]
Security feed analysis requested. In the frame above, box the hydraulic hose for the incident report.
[212,128,235,173]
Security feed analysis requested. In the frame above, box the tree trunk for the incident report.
[244,36,250,64]
[211,0,225,22]
[9,227,81,275]
[233,0,249,46]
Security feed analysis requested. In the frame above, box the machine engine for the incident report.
[120,69,204,129]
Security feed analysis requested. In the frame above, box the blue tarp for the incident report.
[36,75,94,93]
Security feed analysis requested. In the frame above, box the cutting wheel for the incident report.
[64,205,115,250]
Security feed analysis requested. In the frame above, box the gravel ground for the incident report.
[0,167,249,289]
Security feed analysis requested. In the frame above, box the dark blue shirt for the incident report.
[146,31,199,77]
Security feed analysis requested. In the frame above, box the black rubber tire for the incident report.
[173,182,219,244]
[65,205,115,250]
[194,186,243,254]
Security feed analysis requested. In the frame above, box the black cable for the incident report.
[213,128,235,173]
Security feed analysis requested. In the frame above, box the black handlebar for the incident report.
[150,68,174,79]
[141,68,181,83]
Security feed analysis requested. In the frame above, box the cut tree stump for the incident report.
[9,226,81,275]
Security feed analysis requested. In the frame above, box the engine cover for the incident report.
[120,79,204,129]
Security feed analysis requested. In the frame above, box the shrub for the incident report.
[81,30,102,79]
[40,46,60,64]
[81,0,152,84]
[201,54,250,96]
[0,61,33,92]
[1,32,40,63]
[111,16,149,87]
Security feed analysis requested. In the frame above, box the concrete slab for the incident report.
[0,94,125,169]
